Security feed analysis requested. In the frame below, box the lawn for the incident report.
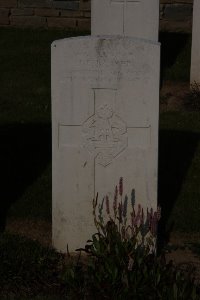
[0,27,200,298]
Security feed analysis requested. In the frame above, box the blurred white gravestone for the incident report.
[91,0,159,41]
[52,36,160,252]
[191,0,200,84]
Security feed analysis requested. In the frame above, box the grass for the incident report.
[0,233,67,299]
[159,112,200,233]
[159,32,192,82]
[0,28,89,125]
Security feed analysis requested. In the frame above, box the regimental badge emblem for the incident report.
[82,102,128,167]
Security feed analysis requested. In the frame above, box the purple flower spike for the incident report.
[113,185,118,216]
[118,202,123,223]
[119,177,123,197]
[131,189,135,209]
[106,195,110,215]
[123,195,128,218]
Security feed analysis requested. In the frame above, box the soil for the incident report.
[6,218,52,247]
[160,80,190,112]
[165,233,200,284]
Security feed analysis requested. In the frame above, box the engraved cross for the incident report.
[58,85,151,199]
[111,0,140,34]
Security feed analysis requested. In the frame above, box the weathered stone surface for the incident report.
[47,17,76,28]
[10,16,47,27]
[0,0,17,8]
[191,0,200,83]
[35,8,59,17]
[92,0,159,41]
[11,8,34,16]
[77,18,90,30]
[52,36,160,252]
[18,0,52,8]
[53,1,79,10]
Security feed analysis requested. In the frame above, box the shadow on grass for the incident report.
[159,32,191,82]
[159,32,189,68]
[0,123,51,231]
[158,129,200,245]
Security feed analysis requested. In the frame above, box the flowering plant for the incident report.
[63,178,198,299]
[92,177,161,256]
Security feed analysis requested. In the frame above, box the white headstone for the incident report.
[91,0,159,41]
[191,0,200,84]
[52,36,160,252]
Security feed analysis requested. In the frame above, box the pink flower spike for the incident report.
[106,195,110,215]
[123,195,128,218]
[119,177,123,197]
[113,185,118,216]
[118,202,122,223]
